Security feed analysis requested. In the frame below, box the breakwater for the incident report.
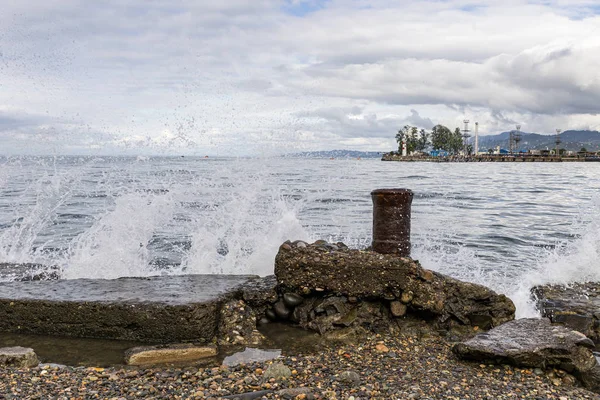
[382,154,600,162]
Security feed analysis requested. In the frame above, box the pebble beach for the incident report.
[1,333,597,400]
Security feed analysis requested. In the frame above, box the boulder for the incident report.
[0,346,39,368]
[124,344,217,365]
[532,282,600,346]
[275,241,515,330]
[453,318,600,392]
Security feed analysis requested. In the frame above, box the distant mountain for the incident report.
[284,150,384,158]
[478,130,600,152]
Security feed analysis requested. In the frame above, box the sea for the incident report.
[1,155,599,318]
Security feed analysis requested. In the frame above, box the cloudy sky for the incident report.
[1,0,599,155]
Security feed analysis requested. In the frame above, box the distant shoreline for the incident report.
[381,154,600,162]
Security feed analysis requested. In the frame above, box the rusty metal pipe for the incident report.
[371,188,413,256]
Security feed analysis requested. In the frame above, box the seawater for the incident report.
[1,156,599,318]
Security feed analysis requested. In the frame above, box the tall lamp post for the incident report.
[515,125,522,154]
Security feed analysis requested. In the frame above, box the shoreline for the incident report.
[1,331,595,399]
[381,154,600,162]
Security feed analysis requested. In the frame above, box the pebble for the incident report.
[337,370,361,386]
[375,343,389,353]
[0,333,597,399]
[263,362,292,380]
[283,293,304,308]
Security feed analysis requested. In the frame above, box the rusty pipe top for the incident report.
[371,188,413,196]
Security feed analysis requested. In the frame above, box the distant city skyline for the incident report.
[1,1,599,155]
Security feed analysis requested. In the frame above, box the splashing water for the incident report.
[1,157,599,319]
[178,161,309,276]
[510,196,600,317]
[0,157,86,265]
[64,191,177,279]
[0,157,311,279]
[415,194,600,318]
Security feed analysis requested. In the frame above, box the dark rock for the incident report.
[222,390,274,399]
[277,387,313,399]
[579,364,600,393]
[273,300,291,320]
[468,314,494,330]
[275,243,515,330]
[532,282,600,345]
[314,296,347,315]
[453,318,596,371]
[265,309,277,321]
[453,318,600,392]
[0,347,39,368]
[283,292,304,308]
[291,297,317,325]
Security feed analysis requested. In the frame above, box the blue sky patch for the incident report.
[282,0,330,17]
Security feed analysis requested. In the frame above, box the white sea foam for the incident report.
[510,196,600,317]
[178,160,309,276]
[64,191,177,279]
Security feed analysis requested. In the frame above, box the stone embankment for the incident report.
[270,240,515,336]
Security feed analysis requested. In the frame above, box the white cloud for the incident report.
[0,0,599,154]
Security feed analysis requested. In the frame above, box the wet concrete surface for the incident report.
[0,274,258,304]
[0,274,258,343]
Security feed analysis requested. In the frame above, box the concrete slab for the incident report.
[0,274,258,343]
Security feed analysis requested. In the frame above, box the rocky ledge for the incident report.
[532,282,600,347]
[260,239,515,337]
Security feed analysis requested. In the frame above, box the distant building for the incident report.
[429,150,449,157]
